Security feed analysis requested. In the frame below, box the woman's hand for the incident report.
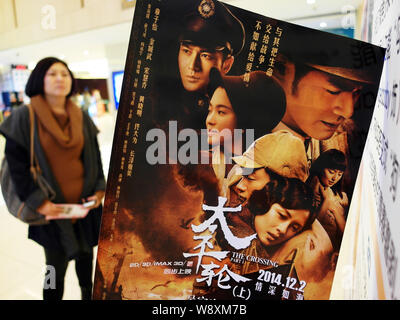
[36,200,64,217]
[83,190,105,210]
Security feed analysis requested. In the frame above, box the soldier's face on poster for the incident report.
[206,86,237,146]
[254,203,310,247]
[235,168,270,204]
[178,42,225,92]
[282,69,362,141]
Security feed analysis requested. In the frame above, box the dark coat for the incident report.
[0,105,106,259]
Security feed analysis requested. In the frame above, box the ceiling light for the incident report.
[307,0,316,4]
[69,58,109,78]
[84,50,89,56]
[320,22,327,28]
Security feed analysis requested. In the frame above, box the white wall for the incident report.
[0,0,134,51]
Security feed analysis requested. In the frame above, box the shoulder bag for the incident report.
[0,105,55,225]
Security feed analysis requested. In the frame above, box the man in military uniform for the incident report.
[271,25,385,168]
[175,0,245,129]
[267,26,384,246]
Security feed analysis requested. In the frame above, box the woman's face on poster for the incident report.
[206,86,237,146]
[320,168,344,188]
[254,203,310,247]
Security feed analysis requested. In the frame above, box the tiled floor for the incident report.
[0,110,116,300]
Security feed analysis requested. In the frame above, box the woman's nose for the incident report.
[277,222,290,236]
[206,111,216,126]
[333,171,340,182]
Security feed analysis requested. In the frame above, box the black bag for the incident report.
[0,105,55,225]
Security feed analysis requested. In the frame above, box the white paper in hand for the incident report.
[46,204,89,220]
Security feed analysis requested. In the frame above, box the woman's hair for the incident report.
[207,68,286,140]
[25,57,76,98]
[308,149,347,195]
[248,175,317,231]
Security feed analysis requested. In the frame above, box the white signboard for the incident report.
[331,0,400,300]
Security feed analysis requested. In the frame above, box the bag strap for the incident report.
[27,105,40,182]
[27,105,56,201]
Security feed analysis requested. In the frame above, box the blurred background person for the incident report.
[82,87,92,113]
[0,57,106,300]
[91,89,106,117]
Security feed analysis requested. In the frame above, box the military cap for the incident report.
[277,23,385,84]
[178,0,245,57]
[232,130,309,182]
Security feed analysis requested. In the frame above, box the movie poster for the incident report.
[93,0,385,300]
